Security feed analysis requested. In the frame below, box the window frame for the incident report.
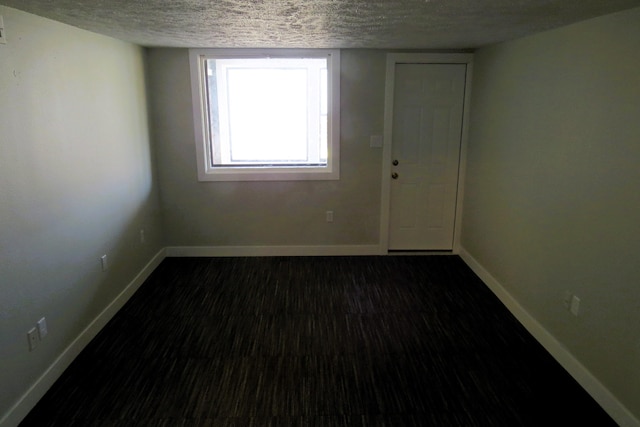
[189,49,341,182]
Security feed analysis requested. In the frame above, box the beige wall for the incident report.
[462,6,640,420]
[3,1,640,424]
[0,6,163,421]
[147,49,386,248]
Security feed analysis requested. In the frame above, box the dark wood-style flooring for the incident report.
[20,256,617,426]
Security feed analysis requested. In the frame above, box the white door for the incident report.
[388,63,467,250]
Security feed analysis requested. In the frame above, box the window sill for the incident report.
[197,165,339,182]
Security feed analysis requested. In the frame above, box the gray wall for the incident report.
[0,6,163,420]
[3,1,640,424]
[148,49,386,247]
[462,7,640,419]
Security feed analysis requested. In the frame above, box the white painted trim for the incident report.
[166,245,380,257]
[451,61,473,254]
[379,55,396,254]
[0,249,167,427]
[188,48,341,182]
[459,247,640,427]
[380,53,473,255]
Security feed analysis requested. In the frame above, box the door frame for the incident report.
[379,53,474,255]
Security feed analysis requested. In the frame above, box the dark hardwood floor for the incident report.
[20,256,617,426]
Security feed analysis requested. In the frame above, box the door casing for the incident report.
[379,53,474,254]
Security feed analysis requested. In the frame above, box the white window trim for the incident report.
[189,48,341,182]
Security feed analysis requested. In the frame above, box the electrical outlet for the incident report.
[37,317,48,339]
[0,15,6,45]
[27,328,38,351]
[570,295,580,316]
[326,211,334,223]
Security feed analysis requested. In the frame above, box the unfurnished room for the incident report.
[1,1,640,426]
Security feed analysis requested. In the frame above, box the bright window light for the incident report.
[189,50,340,181]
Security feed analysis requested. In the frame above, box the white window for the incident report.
[189,49,340,181]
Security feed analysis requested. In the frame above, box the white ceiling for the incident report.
[2,0,639,49]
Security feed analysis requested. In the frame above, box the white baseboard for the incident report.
[0,249,166,427]
[166,244,381,257]
[459,247,639,427]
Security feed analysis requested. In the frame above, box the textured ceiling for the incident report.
[1,0,640,49]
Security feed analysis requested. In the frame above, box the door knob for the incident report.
[391,172,399,179]
[392,160,399,166]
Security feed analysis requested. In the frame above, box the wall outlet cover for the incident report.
[326,211,334,222]
[570,295,580,316]
[37,317,48,339]
[0,15,6,44]
[27,328,38,351]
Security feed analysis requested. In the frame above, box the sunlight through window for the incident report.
[190,50,339,181]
